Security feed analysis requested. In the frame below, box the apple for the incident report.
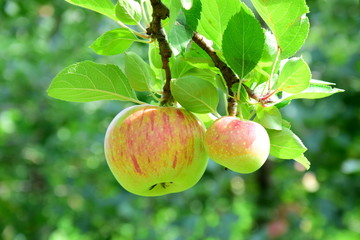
[205,117,270,173]
[104,105,208,196]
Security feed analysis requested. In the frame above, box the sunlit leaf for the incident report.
[259,31,279,74]
[197,0,250,48]
[195,113,217,128]
[125,52,156,91]
[268,128,307,159]
[310,79,336,85]
[294,154,311,170]
[183,0,201,31]
[90,28,138,56]
[256,105,282,130]
[115,0,142,25]
[281,83,344,101]
[171,58,194,78]
[148,42,163,69]
[184,68,218,87]
[162,0,182,34]
[239,103,255,120]
[222,10,265,78]
[251,0,310,58]
[168,22,193,55]
[171,76,219,113]
[183,42,215,69]
[66,0,116,20]
[48,61,139,103]
[276,57,311,93]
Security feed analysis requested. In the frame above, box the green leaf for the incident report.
[239,103,255,120]
[195,113,217,128]
[281,83,345,102]
[197,0,248,48]
[238,84,250,103]
[277,57,311,93]
[148,43,163,69]
[172,57,219,86]
[310,79,336,85]
[183,0,201,31]
[171,76,219,113]
[268,128,307,159]
[125,52,156,92]
[222,10,265,78]
[184,68,218,87]
[47,61,139,103]
[294,154,310,170]
[259,31,279,74]
[115,0,142,25]
[168,21,193,55]
[90,28,138,56]
[171,58,194,78]
[245,65,270,87]
[162,0,182,34]
[216,75,227,93]
[275,99,292,109]
[256,105,282,130]
[65,0,116,20]
[282,119,291,129]
[251,0,310,58]
[183,42,215,69]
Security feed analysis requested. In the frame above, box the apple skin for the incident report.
[104,105,208,196]
[205,117,270,173]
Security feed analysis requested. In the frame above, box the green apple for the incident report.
[104,105,208,196]
[205,117,270,173]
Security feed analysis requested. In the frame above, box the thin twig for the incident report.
[137,22,148,33]
[146,0,173,106]
[117,21,150,39]
[243,85,260,102]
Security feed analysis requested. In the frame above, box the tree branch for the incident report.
[146,0,173,106]
[192,32,237,116]
[192,32,261,114]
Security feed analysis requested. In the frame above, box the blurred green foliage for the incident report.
[1,0,359,239]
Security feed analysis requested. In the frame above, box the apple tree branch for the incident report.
[146,0,174,106]
[191,32,261,115]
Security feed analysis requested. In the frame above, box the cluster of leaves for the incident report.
[47,0,343,169]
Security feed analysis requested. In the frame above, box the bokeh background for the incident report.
[1,0,359,239]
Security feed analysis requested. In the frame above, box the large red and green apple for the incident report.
[104,105,208,196]
[205,117,270,173]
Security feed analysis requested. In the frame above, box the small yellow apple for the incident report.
[205,117,270,173]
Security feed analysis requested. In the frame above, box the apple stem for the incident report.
[243,85,261,102]
[237,105,244,120]
[116,21,150,39]
[147,0,174,106]
[228,91,237,116]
